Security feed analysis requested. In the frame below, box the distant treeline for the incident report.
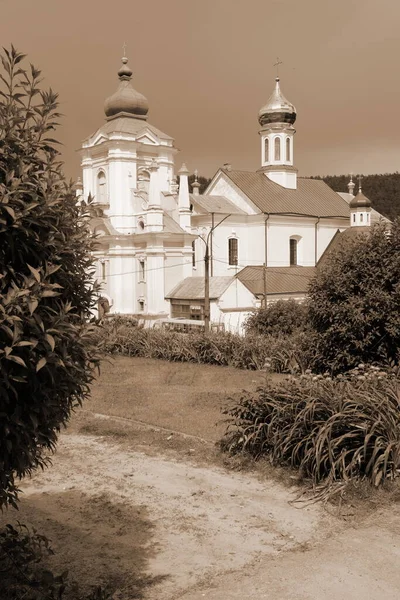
[311,173,400,221]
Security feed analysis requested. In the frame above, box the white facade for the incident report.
[80,59,377,332]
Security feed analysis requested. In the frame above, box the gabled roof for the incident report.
[189,194,246,215]
[166,276,234,300]
[237,266,315,296]
[83,117,173,145]
[221,169,350,218]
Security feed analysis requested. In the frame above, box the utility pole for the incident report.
[263,263,267,309]
[204,243,210,332]
[200,214,231,334]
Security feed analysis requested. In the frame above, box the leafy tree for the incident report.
[188,173,212,195]
[244,299,307,337]
[0,46,98,509]
[308,221,400,373]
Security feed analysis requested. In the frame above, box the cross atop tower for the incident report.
[122,41,127,58]
[358,174,363,192]
[273,57,283,78]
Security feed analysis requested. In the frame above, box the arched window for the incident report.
[367,213,370,222]
[228,238,238,266]
[274,137,281,161]
[264,138,269,163]
[138,219,145,230]
[286,137,291,162]
[353,214,356,223]
[289,238,298,266]
[360,213,364,223]
[97,171,107,204]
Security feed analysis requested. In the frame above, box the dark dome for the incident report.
[104,57,149,119]
[258,77,296,127]
[350,189,371,209]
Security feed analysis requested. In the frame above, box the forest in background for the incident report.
[314,173,400,221]
[188,172,400,221]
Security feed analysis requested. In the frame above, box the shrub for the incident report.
[220,372,400,500]
[0,522,112,599]
[0,47,98,509]
[244,299,307,336]
[308,221,400,373]
[97,318,312,373]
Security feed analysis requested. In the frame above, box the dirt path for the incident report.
[4,419,400,600]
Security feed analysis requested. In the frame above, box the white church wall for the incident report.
[267,217,316,267]
[164,252,192,298]
[316,219,348,261]
[207,174,259,215]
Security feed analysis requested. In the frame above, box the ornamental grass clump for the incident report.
[220,372,400,499]
[97,317,312,372]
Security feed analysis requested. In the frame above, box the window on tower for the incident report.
[286,137,290,162]
[360,213,364,223]
[97,171,107,204]
[289,238,298,266]
[264,138,269,163]
[228,238,238,266]
[274,137,281,161]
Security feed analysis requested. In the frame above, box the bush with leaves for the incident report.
[0,522,112,599]
[308,221,400,373]
[0,46,99,509]
[244,299,307,337]
[220,372,400,501]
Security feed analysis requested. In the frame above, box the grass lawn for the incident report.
[86,356,283,442]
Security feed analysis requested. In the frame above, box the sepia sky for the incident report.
[1,0,400,182]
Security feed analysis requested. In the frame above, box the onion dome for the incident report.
[349,188,371,209]
[104,57,149,120]
[258,77,296,126]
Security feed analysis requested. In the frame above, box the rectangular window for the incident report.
[139,259,145,281]
[228,238,238,266]
[192,240,196,267]
[290,239,297,266]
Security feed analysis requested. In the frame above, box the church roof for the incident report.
[237,266,315,296]
[337,192,389,224]
[166,276,234,300]
[189,194,246,215]
[83,116,173,144]
[221,170,350,218]
[163,213,186,234]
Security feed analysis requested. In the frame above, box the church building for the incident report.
[78,55,385,332]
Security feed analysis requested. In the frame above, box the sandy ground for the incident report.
[3,417,399,600]
[2,358,400,599]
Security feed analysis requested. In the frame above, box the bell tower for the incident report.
[258,67,297,189]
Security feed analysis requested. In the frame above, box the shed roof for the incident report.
[237,266,315,296]
[166,276,234,300]
[221,170,350,218]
